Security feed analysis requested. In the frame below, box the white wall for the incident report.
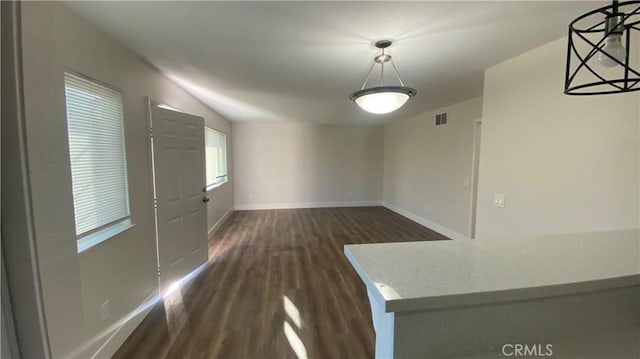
[2,2,51,356]
[476,37,640,239]
[383,98,483,239]
[19,2,232,357]
[15,3,639,356]
[233,122,383,209]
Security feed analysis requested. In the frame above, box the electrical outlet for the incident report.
[249,193,253,200]
[101,300,111,321]
[493,193,506,208]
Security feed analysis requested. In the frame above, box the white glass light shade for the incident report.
[355,92,410,114]
[350,86,417,114]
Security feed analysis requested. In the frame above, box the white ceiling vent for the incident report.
[435,112,448,126]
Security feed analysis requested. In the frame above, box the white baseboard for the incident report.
[382,202,470,241]
[71,291,159,359]
[234,201,383,211]
[208,208,233,239]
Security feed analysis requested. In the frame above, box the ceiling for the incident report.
[64,1,601,124]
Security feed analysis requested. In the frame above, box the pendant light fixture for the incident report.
[350,40,417,114]
[564,0,640,95]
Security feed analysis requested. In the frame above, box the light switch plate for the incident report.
[493,193,506,208]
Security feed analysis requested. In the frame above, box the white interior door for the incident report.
[150,105,208,291]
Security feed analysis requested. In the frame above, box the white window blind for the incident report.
[205,128,228,187]
[64,72,130,238]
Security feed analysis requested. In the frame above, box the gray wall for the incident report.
[1,1,50,357]
[16,2,233,357]
[477,37,640,239]
[2,245,21,359]
[383,97,483,238]
[233,122,384,209]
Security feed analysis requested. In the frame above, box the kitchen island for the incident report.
[344,229,640,358]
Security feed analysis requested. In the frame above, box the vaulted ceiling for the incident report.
[64,1,600,124]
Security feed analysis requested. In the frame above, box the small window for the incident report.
[205,128,228,188]
[64,72,131,249]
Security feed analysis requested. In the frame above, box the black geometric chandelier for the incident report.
[350,40,417,114]
[565,0,640,95]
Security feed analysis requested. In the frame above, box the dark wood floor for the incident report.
[113,206,448,359]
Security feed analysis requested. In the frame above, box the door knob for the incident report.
[202,198,210,203]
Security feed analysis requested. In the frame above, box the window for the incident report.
[64,72,131,250]
[205,128,228,188]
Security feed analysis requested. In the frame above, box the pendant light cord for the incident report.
[380,48,385,86]
[359,45,407,89]
[390,60,405,87]
[360,62,376,90]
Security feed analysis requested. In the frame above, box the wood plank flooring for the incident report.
[113,206,448,359]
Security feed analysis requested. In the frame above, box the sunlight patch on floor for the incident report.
[283,295,308,359]
[284,295,302,329]
[284,321,308,359]
[164,283,187,342]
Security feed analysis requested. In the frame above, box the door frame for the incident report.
[145,97,160,291]
[468,119,482,239]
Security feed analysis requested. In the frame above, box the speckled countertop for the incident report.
[344,229,640,313]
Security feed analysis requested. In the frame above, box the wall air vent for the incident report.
[435,112,448,126]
